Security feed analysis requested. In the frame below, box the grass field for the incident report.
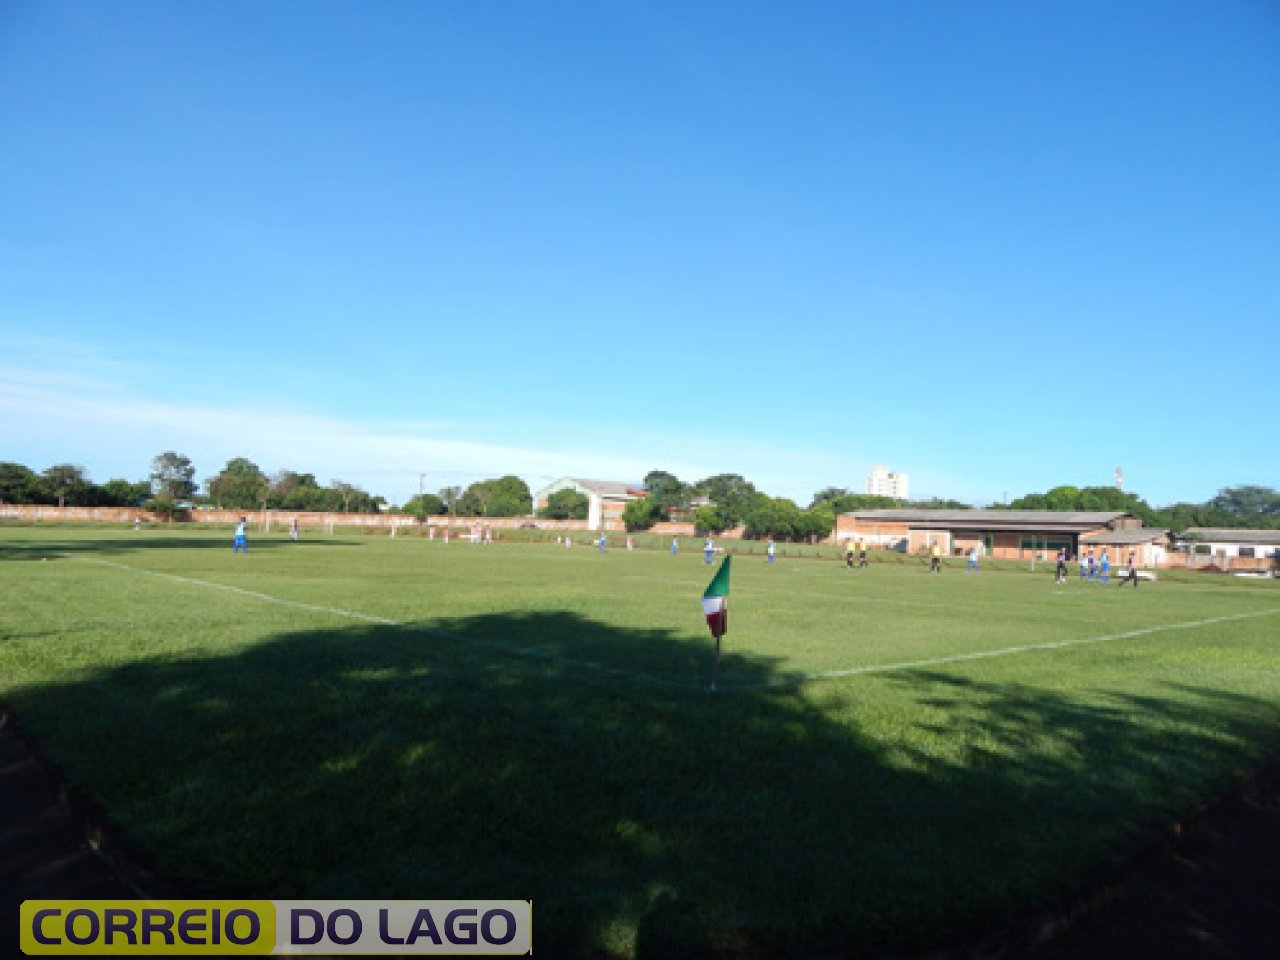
[3,525,1279,957]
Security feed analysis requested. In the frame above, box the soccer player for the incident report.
[1098,549,1111,584]
[858,540,868,568]
[930,542,942,573]
[1120,551,1139,588]
[767,539,776,564]
[597,533,607,553]
[845,541,856,569]
[1054,548,1068,584]
[966,545,980,573]
[233,517,248,554]
[704,538,715,564]
[290,517,299,541]
[671,537,679,556]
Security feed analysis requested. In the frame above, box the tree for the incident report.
[150,451,197,501]
[1150,502,1211,533]
[459,476,532,517]
[1208,485,1280,523]
[1004,486,1158,526]
[622,496,663,530]
[539,488,589,520]
[694,504,730,535]
[439,486,462,516]
[798,505,835,541]
[269,472,330,511]
[0,462,42,503]
[1043,485,1082,511]
[330,480,380,514]
[996,491,1045,510]
[207,458,269,510]
[693,473,757,527]
[809,487,850,508]
[488,475,533,516]
[743,495,797,539]
[404,493,446,520]
[643,470,690,512]
[40,464,90,507]
[458,485,490,517]
[825,492,902,514]
[100,478,150,507]
[741,495,833,541]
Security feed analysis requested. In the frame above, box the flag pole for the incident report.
[701,554,731,693]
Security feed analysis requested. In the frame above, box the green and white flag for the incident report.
[701,555,731,637]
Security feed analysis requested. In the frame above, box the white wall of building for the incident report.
[866,465,909,500]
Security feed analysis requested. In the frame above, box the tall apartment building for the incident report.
[866,464,909,500]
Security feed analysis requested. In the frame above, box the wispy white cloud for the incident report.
[1,369,859,505]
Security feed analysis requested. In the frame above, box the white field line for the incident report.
[75,558,691,690]
[75,558,1280,696]
[732,607,1280,692]
[79,557,399,624]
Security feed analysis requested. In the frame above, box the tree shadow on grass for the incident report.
[880,671,1280,916]
[0,535,360,561]
[5,616,1280,958]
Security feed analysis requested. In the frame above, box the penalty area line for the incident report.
[729,607,1280,692]
[74,557,694,691]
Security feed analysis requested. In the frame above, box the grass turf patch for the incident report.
[2,526,1279,956]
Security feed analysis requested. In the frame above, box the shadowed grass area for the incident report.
[2,527,1279,957]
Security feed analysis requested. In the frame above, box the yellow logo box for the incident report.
[20,900,533,956]
[20,901,275,956]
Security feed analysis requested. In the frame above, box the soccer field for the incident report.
[3,526,1279,956]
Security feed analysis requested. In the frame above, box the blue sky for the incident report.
[2,1,1277,508]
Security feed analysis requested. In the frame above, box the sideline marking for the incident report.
[75,557,692,690]
[74,558,1280,695]
[734,607,1280,691]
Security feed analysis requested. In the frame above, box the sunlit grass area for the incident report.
[3,525,1279,956]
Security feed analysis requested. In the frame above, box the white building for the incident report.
[866,465,909,500]
[532,478,645,531]
[1177,528,1280,565]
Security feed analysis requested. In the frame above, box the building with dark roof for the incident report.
[836,508,1163,562]
[1175,528,1280,569]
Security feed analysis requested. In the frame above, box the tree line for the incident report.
[3,455,1276,536]
[0,453,384,517]
[996,484,1280,531]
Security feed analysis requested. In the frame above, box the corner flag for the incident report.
[701,555,731,638]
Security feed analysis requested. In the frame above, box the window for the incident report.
[1238,547,1255,558]
[1020,538,1070,554]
